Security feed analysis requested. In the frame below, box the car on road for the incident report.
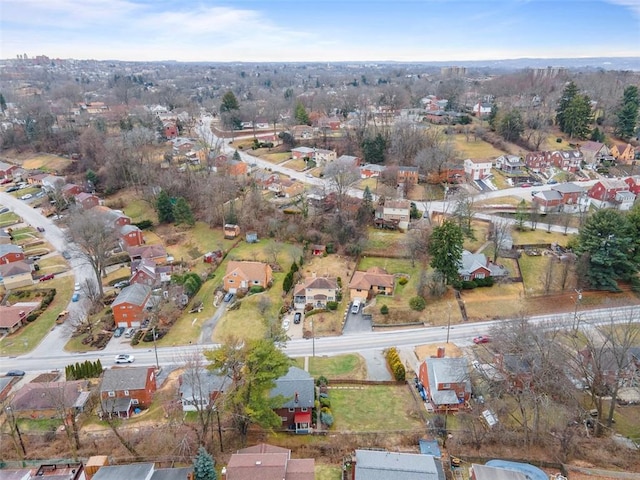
[547,179,558,184]
[20,193,33,200]
[114,354,135,364]
[39,273,55,282]
[6,370,26,377]
[74,282,81,291]
[61,250,72,259]
[520,183,531,188]
[282,319,290,331]
[56,310,69,324]
[113,280,129,289]
[113,327,125,338]
[305,173,314,178]
[223,292,234,303]
[37,226,45,232]
[72,292,80,302]
[293,312,302,324]
[473,335,491,344]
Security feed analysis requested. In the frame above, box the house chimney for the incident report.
[437,347,445,358]
[294,392,299,403]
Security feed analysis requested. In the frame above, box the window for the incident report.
[301,407,308,412]
[476,273,485,279]
[132,399,139,405]
[281,416,287,422]
[108,391,115,397]
[124,390,129,396]
[228,279,234,283]
[288,408,295,412]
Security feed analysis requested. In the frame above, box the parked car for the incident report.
[141,319,150,328]
[520,183,531,188]
[39,273,55,282]
[124,327,136,338]
[114,354,135,364]
[6,370,26,377]
[113,280,129,289]
[20,193,33,200]
[293,312,302,324]
[282,319,290,331]
[74,282,81,291]
[113,327,125,338]
[56,310,69,324]
[6,186,19,192]
[37,226,45,232]
[72,292,80,302]
[61,250,72,259]
[473,335,491,344]
[223,292,234,302]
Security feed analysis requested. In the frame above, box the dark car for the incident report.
[6,370,26,377]
[113,327,125,338]
[223,292,234,302]
[6,186,19,193]
[37,226,45,232]
[293,312,302,324]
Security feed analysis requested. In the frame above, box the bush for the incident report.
[380,304,389,315]
[133,219,154,230]
[316,375,329,386]
[385,347,406,381]
[326,301,338,310]
[320,411,334,427]
[461,280,477,290]
[319,397,331,408]
[556,138,562,143]
[398,277,408,286]
[249,286,265,294]
[409,296,426,311]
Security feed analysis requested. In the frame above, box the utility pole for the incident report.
[573,289,582,335]
[152,326,159,370]
[311,320,315,358]
[6,406,26,457]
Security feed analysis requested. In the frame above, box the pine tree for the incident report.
[173,197,195,226]
[0,93,6,113]
[488,102,499,131]
[614,85,640,140]
[220,91,239,113]
[294,101,310,125]
[156,190,175,224]
[193,446,217,480]
[556,81,592,139]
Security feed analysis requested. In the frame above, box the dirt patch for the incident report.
[414,343,462,362]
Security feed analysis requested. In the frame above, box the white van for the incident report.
[351,300,361,314]
[124,327,136,338]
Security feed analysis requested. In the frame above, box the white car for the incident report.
[282,319,290,331]
[114,354,135,364]
[20,193,33,200]
[74,282,81,291]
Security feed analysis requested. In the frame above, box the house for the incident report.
[494,155,525,174]
[351,449,445,480]
[224,224,241,239]
[531,190,564,213]
[525,150,582,173]
[93,206,131,229]
[532,183,586,213]
[100,366,157,418]
[311,244,326,256]
[494,353,538,391]
[375,198,411,230]
[314,148,338,165]
[458,251,508,281]
[587,179,635,210]
[0,260,33,288]
[349,266,395,301]
[579,141,611,165]
[120,224,145,248]
[360,163,386,179]
[61,183,83,199]
[0,161,18,180]
[291,125,314,140]
[269,177,305,198]
[252,170,279,189]
[11,380,90,419]
[316,115,342,130]
[397,166,419,185]
[578,346,640,390]
[336,154,361,167]
[472,102,492,117]
[91,463,192,480]
[0,244,25,264]
[464,158,492,180]
[225,443,315,480]
[291,146,315,160]
[293,276,339,310]
[178,370,227,412]
[270,366,314,433]
[0,463,85,480]
[418,355,471,413]
[163,121,178,139]
[126,244,167,264]
[41,174,65,191]
[0,302,39,334]
[74,192,100,210]
[610,143,636,163]
[130,258,171,287]
[223,261,273,293]
[111,284,152,328]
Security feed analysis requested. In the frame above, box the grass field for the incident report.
[0,210,21,227]
[364,229,406,255]
[453,134,506,159]
[329,385,424,432]
[315,465,342,480]
[16,153,72,173]
[293,354,368,380]
[261,152,291,164]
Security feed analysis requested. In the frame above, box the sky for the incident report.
[1,0,639,62]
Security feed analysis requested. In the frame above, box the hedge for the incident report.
[385,347,406,381]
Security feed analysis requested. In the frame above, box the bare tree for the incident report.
[490,218,512,263]
[402,225,431,267]
[324,157,361,212]
[452,191,476,240]
[265,241,283,267]
[67,209,117,299]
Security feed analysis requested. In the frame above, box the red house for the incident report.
[74,192,100,210]
[94,206,131,229]
[0,161,18,180]
[418,354,471,413]
[119,224,145,248]
[111,284,151,328]
[61,183,83,199]
[270,366,314,434]
[0,244,25,264]
[163,121,178,139]
[624,176,640,195]
[587,178,630,202]
[100,366,157,418]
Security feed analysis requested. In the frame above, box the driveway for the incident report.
[199,298,228,344]
[360,349,392,381]
[342,305,372,335]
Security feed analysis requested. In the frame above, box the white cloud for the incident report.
[605,0,640,18]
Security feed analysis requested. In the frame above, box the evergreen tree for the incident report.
[357,186,374,225]
[498,109,524,142]
[220,91,239,113]
[193,446,217,480]
[360,133,387,164]
[590,127,606,143]
[614,85,640,140]
[232,150,241,162]
[488,102,499,131]
[0,93,7,113]
[294,101,310,125]
[173,197,195,226]
[428,220,464,286]
[556,81,592,139]
[156,190,175,223]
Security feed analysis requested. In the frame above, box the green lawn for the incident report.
[0,276,74,356]
[453,134,506,158]
[0,210,21,227]
[329,385,424,432]
[315,465,342,480]
[365,229,406,255]
[122,199,158,224]
[293,354,368,380]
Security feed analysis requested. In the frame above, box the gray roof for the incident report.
[0,469,32,480]
[101,366,152,392]
[552,183,584,194]
[179,371,228,400]
[425,358,471,407]
[91,463,155,480]
[0,244,22,256]
[120,224,141,235]
[354,450,443,480]
[270,366,314,409]
[112,283,151,307]
[534,190,562,201]
[101,396,133,414]
[150,467,193,480]
[458,252,488,276]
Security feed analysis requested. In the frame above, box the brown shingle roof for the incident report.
[225,261,271,284]
[349,267,394,290]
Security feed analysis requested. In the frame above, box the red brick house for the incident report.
[0,161,18,180]
[61,183,83,199]
[126,244,167,264]
[291,146,315,160]
[225,444,315,480]
[494,353,537,391]
[94,206,131,229]
[111,283,151,328]
[0,302,39,334]
[270,366,315,433]
[100,366,157,418]
[163,121,178,139]
[533,183,586,213]
[223,261,273,293]
[624,176,640,194]
[525,150,582,173]
[587,178,635,210]
[0,244,25,264]
[397,166,419,185]
[119,224,145,248]
[359,163,386,178]
[418,355,471,413]
[349,266,395,301]
[130,258,171,287]
[74,192,100,210]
